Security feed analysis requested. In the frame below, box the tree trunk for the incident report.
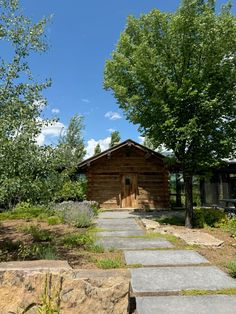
[183,173,193,228]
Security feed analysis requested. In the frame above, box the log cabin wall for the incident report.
[81,143,169,209]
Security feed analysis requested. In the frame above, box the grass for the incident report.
[226,260,236,278]
[86,243,105,253]
[21,225,53,242]
[61,232,94,248]
[96,257,124,269]
[181,288,236,296]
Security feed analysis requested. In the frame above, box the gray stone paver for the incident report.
[136,295,236,314]
[96,211,236,313]
[131,266,236,293]
[125,250,209,266]
[96,237,173,250]
[97,230,145,237]
[98,211,137,219]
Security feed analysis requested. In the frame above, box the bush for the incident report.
[62,233,93,248]
[193,207,226,228]
[47,216,64,225]
[227,260,236,278]
[21,225,53,242]
[18,243,58,260]
[54,201,94,228]
[0,202,52,221]
[55,178,87,202]
[220,217,236,238]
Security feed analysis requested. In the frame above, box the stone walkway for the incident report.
[95,211,236,314]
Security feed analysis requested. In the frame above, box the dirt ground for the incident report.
[0,219,124,269]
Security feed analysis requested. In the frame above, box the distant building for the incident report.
[77,139,169,209]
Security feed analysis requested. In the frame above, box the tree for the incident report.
[109,131,121,148]
[0,0,53,207]
[57,114,86,169]
[143,136,155,150]
[104,0,236,227]
[94,143,102,155]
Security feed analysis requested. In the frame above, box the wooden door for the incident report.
[121,174,138,208]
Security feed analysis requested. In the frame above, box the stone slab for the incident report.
[131,266,236,293]
[0,260,72,271]
[96,237,173,250]
[136,295,236,314]
[96,223,143,231]
[96,218,138,225]
[99,211,137,219]
[125,250,209,266]
[97,230,145,237]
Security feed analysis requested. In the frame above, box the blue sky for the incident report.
[20,0,236,157]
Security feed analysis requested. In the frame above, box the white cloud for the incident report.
[81,98,90,103]
[85,137,111,159]
[138,136,145,144]
[107,128,115,133]
[51,108,60,114]
[33,99,46,110]
[105,111,122,120]
[36,121,66,146]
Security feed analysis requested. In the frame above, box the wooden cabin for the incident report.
[77,139,169,209]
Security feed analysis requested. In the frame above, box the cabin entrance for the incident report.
[121,174,138,208]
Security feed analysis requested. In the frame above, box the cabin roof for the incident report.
[77,139,165,169]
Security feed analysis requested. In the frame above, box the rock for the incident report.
[141,218,160,230]
[0,269,129,314]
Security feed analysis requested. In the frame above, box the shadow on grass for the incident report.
[155,214,185,226]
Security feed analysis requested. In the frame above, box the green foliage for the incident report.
[181,288,236,296]
[21,225,53,242]
[18,243,58,260]
[55,178,87,202]
[56,114,86,169]
[37,274,61,314]
[219,217,236,238]
[226,260,236,278]
[96,257,123,269]
[104,0,236,227]
[193,207,226,228]
[47,216,63,225]
[86,244,105,253]
[155,214,185,226]
[62,233,93,248]
[0,202,51,220]
[109,131,121,148]
[94,143,102,155]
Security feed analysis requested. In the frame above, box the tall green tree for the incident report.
[57,114,86,169]
[94,143,102,155]
[0,0,53,207]
[104,0,236,227]
[109,131,121,148]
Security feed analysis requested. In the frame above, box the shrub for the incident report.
[55,178,87,202]
[220,217,236,238]
[21,225,53,242]
[47,216,63,225]
[62,233,93,248]
[54,201,94,228]
[18,243,58,260]
[0,202,52,221]
[226,260,236,278]
[193,207,226,228]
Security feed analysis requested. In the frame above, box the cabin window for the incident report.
[125,178,131,186]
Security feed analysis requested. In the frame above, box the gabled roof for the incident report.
[78,139,165,169]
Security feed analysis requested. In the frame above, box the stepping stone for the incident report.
[96,223,143,231]
[0,260,72,271]
[131,266,236,293]
[136,295,236,314]
[125,250,209,266]
[96,218,138,225]
[96,237,173,250]
[99,211,137,219]
[97,230,145,237]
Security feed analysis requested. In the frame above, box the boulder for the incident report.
[0,269,130,314]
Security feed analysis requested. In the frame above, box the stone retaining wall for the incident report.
[0,269,130,314]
